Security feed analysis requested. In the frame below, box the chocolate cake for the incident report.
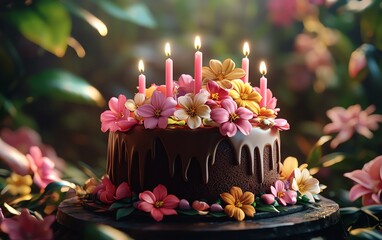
[106,126,280,202]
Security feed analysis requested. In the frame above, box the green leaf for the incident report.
[306,145,322,168]
[96,1,156,28]
[340,207,360,216]
[27,69,105,107]
[209,211,227,218]
[256,204,280,213]
[116,207,135,220]
[361,205,382,215]
[177,209,199,216]
[321,152,345,168]
[350,228,382,240]
[5,0,71,57]
[109,201,131,210]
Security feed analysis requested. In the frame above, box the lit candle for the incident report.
[138,60,146,94]
[165,43,173,98]
[259,61,267,107]
[194,36,202,94]
[241,42,250,83]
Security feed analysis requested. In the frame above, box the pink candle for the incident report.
[241,42,250,83]
[138,60,146,94]
[259,61,267,107]
[165,43,173,98]
[194,36,202,94]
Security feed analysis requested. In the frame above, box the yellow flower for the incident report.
[229,79,261,114]
[279,157,308,180]
[202,59,245,89]
[220,186,255,221]
[291,168,320,202]
[4,173,33,196]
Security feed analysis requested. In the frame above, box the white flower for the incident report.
[125,93,146,120]
[174,92,211,129]
[291,168,320,202]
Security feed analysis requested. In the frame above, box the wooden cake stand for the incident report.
[56,196,345,239]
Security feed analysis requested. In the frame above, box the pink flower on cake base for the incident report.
[211,99,253,137]
[323,104,382,149]
[291,168,320,203]
[271,180,297,206]
[137,184,180,222]
[26,146,60,189]
[174,92,211,129]
[101,94,138,132]
[137,91,177,129]
[93,176,133,204]
[1,208,55,240]
[344,156,382,206]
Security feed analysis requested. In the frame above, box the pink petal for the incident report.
[108,97,119,114]
[362,193,377,206]
[137,104,156,118]
[270,186,277,197]
[144,118,159,129]
[348,184,372,202]
[211,108,229,124]
[159,208,177,216]
[235,119,252,135]
[369,156,382,180]
[192,200,209,211]
[221,99,237,114]
[139,191,156,204]
[153,184,168,201]
[163,195,180,209]
[115,182,132,200]
[236,107,253,120]
[138,201,154,213]
[261,194,275,205]
[117,95,127,112]
[118,119,138,131]
[344,170,374,189]
[371,193,381,204]
[278,197,287,206]
[157,117,169,129]
[284,190,297,205]
[151,91,165,109]
[220,122,237,137]
[151,208,164,222]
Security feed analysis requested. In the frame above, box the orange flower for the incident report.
[220,186,255,221]
[279,156,308,180]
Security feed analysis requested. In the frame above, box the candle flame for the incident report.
[165,43,171,57]
[194,36,201,50]
[260,61,267,75]
[138,60,144,73]
[243,42,250,56]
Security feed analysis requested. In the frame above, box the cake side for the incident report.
[106,126,280,202]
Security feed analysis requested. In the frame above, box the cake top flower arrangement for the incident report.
[100,38,289,137]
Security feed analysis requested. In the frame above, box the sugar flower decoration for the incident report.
[1,208,55,240]
[174,92,211,129]
[291,168,320,202]
[210,99,253,137]
[220,186,255,221]
[230,79,262,114]
[3,173,32,196]
[137,91,177,129]
[202,59,245,89]
[279,156,308,180]
[137,184,180,222]
[270,180,297,206]
[93,175,132,204]
[125,93,146,120]
[177,74,195,96]
[26,146,60,189]
[323,104,382,149]
[344,156,382,206]
[100,94,138,132]
[254,88,280,113]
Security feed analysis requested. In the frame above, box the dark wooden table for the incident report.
[56,196,346,240]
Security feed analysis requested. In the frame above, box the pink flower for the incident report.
[137,184,180,222]
[254,88,280,113]
[0,138,30,175]
[177,74,194,96]
[100,94,138,133]
[1,208,55,240]
[210,99,253,137]
[93,176,132,204]
[137,91,177,129]
[344,156,382,206]
[206,80,230,108]
[26,146,60,189]
[270,180,297,206]
[267,0,297,27]
[323,105,382,149]
[349,46,367,78]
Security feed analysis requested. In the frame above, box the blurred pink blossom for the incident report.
[93,176,133,204]
[323,105,382,148]
[1,208,55,240]
[26,146,61,189]
[100,94,138,132]
[267,0,297,27]
[349,46,367,78]
[344,156,382,205]
[0,139,30,175]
